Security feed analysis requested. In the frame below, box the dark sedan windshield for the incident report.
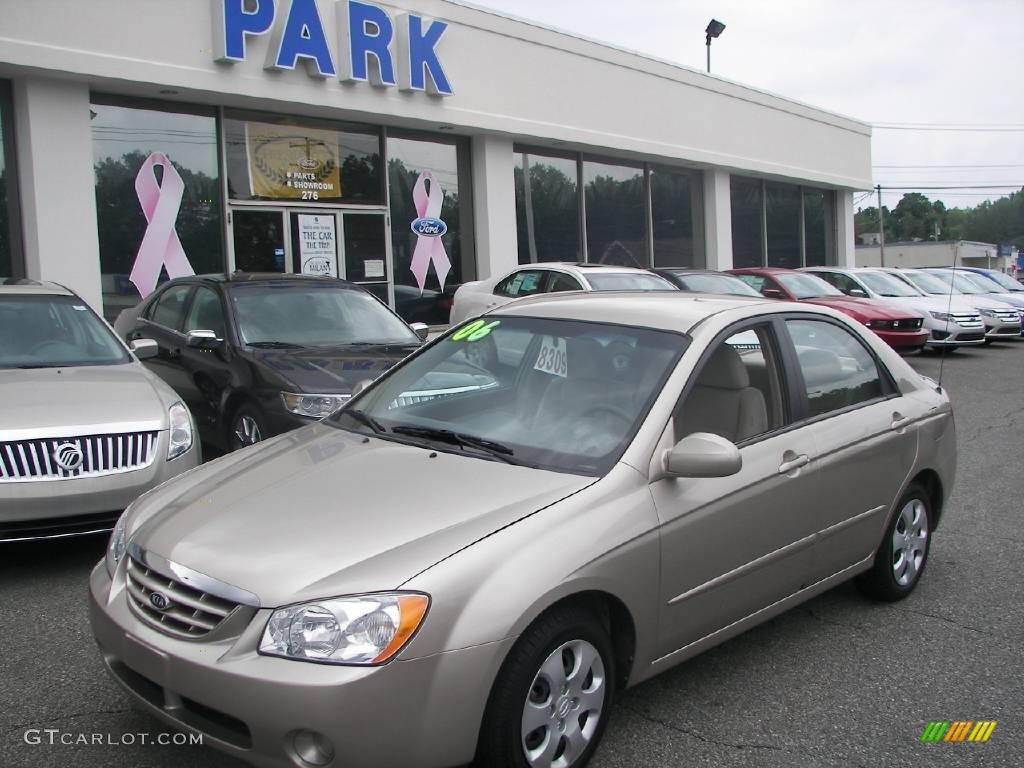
[0,295,130,369]
[978,270,1024,292]
[330,316,687,475]
[230,284,418,347]
[675,273,761,296]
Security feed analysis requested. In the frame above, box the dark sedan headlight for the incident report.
[259,593,429,665]
[281,392,351,419]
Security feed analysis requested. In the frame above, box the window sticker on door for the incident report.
[451,319,501,341]
[534,336,568,378]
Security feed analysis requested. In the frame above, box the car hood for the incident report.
[801,295,916,320]
[942,294,1022,311]
[873,295,978,314]
[130,424,596,606]
[978,292,1024,309]
[0,363,169,437]
[247,344,420,393]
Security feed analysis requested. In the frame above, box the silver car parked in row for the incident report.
[90,292,954,768]
[0,281,200,541]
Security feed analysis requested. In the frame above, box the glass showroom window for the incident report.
[223,113,382,204]
[0,80,23,280]
[91,97,223,320]
[731,175,835,268]
[651,166,704,269]
[387,133,474,325]
[515,151,580,264]
[584,160,647,268]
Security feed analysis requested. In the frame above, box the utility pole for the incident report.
[876,184,886,267]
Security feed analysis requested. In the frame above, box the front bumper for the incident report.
[924,319,986,347]
[0,434,199,540]
[872,328,931,350]
[983,317,1022,338]
[89,563,511,768]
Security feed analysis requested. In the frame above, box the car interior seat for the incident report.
[677,344,768,443]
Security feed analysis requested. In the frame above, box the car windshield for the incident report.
[927,271,985,295]
[960,272,1005,293]
[901,271,959,295]
[230,283,418,347]
[858,271,923,297]
[676,273,761,296]
[585,273,675,291]
[977,270,1024,291]
[329,316,688,475]
[775,273,842,299]
[0,295,130,369]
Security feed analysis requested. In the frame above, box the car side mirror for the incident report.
[351,378,375,397]
[185,329,222,349]
[848,288,867,298]
[663,432,742,478]
[409,322,430,342]
[130,338,158,360]
[761,287,785,299]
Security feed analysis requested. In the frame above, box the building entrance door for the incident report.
[229,208,393,306]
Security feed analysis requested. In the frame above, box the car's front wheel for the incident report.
[228,402,266,451]
[475,604,614,768]
[857,483,932,601]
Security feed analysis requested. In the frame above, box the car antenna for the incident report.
[937,252,958,393]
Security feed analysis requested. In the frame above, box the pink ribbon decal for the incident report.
[129,152,195,299]
[409,171,452,293]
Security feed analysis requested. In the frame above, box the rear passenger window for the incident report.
[495,270,547,298]
[149,285,192,331]
[785,319,885,418]
[547,273,583,293]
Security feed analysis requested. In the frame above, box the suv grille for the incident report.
[126,556,238,639]
[0,431,159,483]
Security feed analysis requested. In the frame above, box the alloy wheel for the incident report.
[892,498,929,587]
[521,639,606,768]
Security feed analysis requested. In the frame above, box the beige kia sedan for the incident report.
[90,292,955,768]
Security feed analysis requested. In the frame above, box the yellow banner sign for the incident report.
[245,121,341,200]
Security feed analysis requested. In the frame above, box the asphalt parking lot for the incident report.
[1,341,1022,768]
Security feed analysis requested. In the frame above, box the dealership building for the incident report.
[0,0,872,324]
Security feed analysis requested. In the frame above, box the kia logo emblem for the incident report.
[53,442,84,471]
[411,217,447,238]
[149,592,171,611]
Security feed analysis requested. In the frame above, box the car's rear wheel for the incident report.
[228,402,266,451]
[857,483,932,601]
[475,604,614,768]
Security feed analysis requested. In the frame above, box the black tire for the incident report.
[228,402,267,451]
[983,337,993,346]
[856,483,932,601]
[475,603,615,768]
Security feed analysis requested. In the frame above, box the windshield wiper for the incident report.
[340,408,386,434]
[390,426,515,462]
[248,341,305,349]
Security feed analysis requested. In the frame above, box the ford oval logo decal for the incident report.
[411,217,447,238]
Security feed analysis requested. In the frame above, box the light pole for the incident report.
[705,19,726,73]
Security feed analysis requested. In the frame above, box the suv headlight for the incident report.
[105,512,128,578]
[168,402,193,460]
[259,593,429,665]
[929,311,952,321]
[281,392,350,419]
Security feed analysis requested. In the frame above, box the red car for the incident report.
[729,267,930,352]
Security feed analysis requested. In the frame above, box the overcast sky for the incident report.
[469,0,1024,211]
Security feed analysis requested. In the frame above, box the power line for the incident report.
[874,163,1024,169]
[873,123,1024,132]
[876,184,1022,190]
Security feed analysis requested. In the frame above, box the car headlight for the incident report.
[105,512,128,578]
[167,402,193,460]
[929,311,952,321]
[281,392,351,419]
[259,593,429,665]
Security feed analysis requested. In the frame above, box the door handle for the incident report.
[891,413,912,430]
[778,454,809,474]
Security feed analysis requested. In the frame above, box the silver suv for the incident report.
[0,281,200,541]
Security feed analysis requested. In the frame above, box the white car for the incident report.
[881,268,1022,343]
[803,267,985,349]
[926,268,1024,315]
[450,263,675,325]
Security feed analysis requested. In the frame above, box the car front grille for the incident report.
[992,310,1020,324]
[951,313,983,326]
[126,556,238,640]
[0,431,159,483]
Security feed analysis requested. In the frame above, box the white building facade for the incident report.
[0,0,872,323]
[856,240,1017,272]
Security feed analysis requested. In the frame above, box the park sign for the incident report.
[213,0,454,96]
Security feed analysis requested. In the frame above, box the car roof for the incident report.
[490,291,777,332]
[158,273,360,288]
[522,262,661,275]
[0,279,75,297]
